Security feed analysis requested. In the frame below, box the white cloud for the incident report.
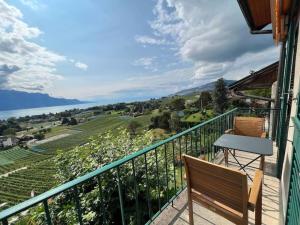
[133,57,157,71]
[75,61,88,70]
[20,0,46,11]
[133,57,154,66]
[0,0,65,91]
[136,0,279,85]
[135,35,171,45]
[0,0,87,92]
[55,67,194,99]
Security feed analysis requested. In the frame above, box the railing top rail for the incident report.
[0,108,238,220]
[237,107,280,110]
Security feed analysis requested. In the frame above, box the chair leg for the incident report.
[255,184,262,225]
[188,196,194,225]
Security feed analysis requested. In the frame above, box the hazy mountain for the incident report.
[173,80,236,96]
[0,90,84,111]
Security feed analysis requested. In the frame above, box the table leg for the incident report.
[225,148,228,167]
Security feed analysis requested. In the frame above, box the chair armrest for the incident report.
[260,132,267,138]
[225,129,234,134]
[248,170,263,211]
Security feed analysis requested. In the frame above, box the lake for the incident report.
[0,102,102,120]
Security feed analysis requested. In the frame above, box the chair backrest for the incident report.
[183,155,249,222]
[234,116,265,137]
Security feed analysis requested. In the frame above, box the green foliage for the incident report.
[127,120,142,135]
[2,128,17,135]
[244,88,271,98]
[34,129,169,225]
[33,133,45,140]
[68,117,78,125]
[61,117,70,125]
[169,112,181,132]
[194,91,212,109]
[213,78,228,114]
[150,111,171,130]
[168,98,185,111]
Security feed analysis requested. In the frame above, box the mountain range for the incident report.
[0,90,84,111]
[173,79,236,96]
[0,80,236,111]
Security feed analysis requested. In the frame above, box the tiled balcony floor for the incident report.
[152,144,280,225]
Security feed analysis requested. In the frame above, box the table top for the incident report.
[213,134,273,156]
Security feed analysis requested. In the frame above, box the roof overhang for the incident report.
[237,0,272,32]
[229,62,279,91]
[237,0,299,44]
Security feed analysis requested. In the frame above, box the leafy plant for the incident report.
[27,129,173,225]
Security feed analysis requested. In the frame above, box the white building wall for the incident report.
[280,21,300,224]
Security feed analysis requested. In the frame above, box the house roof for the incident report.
[229,62,279,91]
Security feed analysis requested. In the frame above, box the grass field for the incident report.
[36,114,151,152]
[0,113,153,208]
[182,110,214,123]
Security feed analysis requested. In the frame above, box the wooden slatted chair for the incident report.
[225,116,266,138]
[225,116,267,160]
[183,154,263,225]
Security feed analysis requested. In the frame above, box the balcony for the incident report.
[152,145,279,225]
[0,108,281,225]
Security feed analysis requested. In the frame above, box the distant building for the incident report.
[0,136,18,148]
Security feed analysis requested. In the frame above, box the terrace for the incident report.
[153,144,280,225]
[0,108,283,225]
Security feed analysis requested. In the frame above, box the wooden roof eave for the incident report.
[228,62,279,91]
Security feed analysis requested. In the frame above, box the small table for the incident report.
[213,134,273,181]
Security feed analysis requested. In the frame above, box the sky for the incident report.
[0,0,279,101]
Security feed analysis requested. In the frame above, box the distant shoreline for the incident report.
[0,102,99,120]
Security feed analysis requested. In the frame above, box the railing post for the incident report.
[131,159,140,224]
[2,219,8,225]
[179,137,183,189]
[144,154,152,218]
[43,200,52,225]
[97,175,105,224]
[116,167,126,225]
[154,148,161,211]
[164,144,169,202]
[73,186,83,225]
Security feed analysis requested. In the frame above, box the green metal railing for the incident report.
[0,108,277,225]
[0,109,236,225]
[286,118,300,225]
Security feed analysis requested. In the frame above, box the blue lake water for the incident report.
[0,102,102,120]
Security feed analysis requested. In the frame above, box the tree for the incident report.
[149,111,171,130]
[34,133,45,140]
[68,117,78,125]
[2,128,16,135]
[213,78,228,113]
[169,98,185,111]
[61,117,70,125]
[195,91,212,109]
[169,112,181,132]
[127,120,141,135]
